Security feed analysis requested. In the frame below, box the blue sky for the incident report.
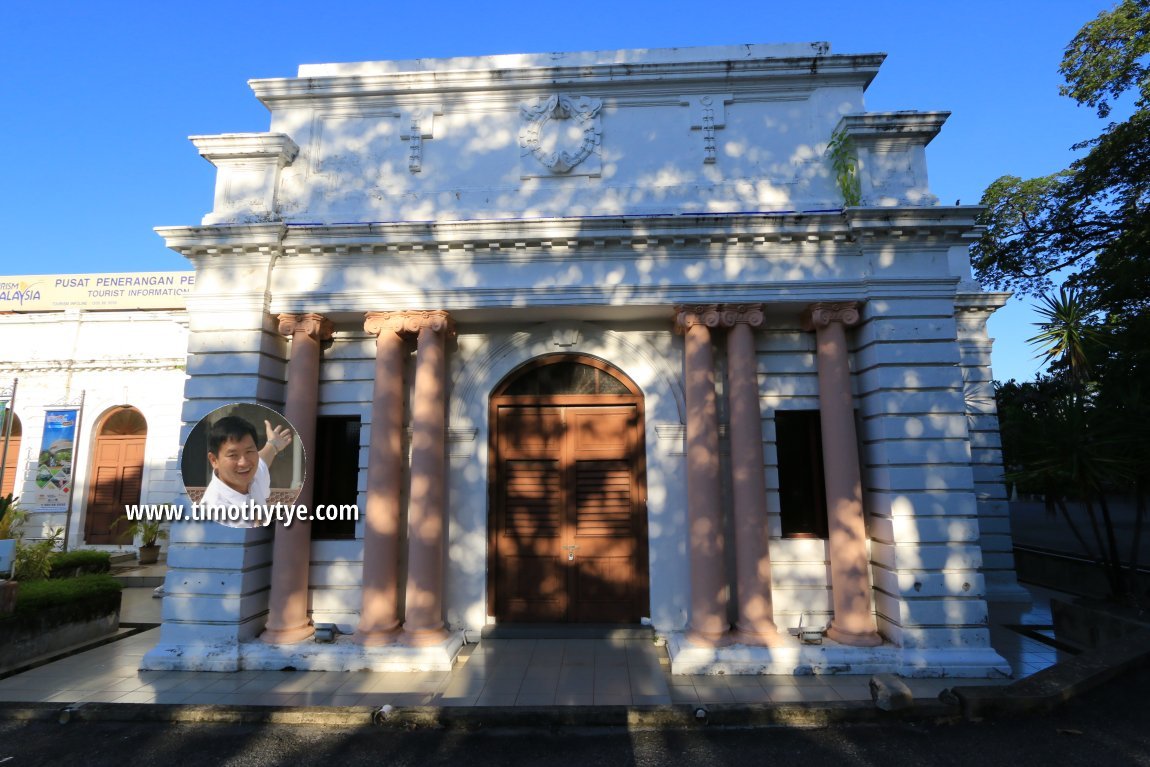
[0,1,1120,383]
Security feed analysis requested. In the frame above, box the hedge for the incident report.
[1,574,123,631]
[49,550,112,578]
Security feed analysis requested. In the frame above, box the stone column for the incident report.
[356,313,407,645]
[261,312,333,644]
[722,304,783,646]
[802,302,882,647]
[402,311,454,646]
[674,305,729,646]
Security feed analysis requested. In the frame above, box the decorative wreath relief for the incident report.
[519,95,602,174]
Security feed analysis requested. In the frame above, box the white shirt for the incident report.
[198,457,271,528]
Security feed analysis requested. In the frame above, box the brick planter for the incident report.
[0,580,16,616]
[0,590,122,670]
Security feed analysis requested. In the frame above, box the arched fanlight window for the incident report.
[0,409,20,438]
[500,358,633,396]
[99,407,147,436]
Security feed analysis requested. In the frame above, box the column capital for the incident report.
[718,303,765,329]
[801,302,862,331]
[277,313,334,341]
[364,310,454,338]
[673,304,721,334]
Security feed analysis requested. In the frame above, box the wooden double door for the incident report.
[85,435,144,544]
[492,398,649,623]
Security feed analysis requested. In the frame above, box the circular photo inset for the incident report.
[180,403,305,528]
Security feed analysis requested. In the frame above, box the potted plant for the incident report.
[111,517,168,565]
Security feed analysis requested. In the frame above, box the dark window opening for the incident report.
[775,410,828,539]
[311,416,361,540]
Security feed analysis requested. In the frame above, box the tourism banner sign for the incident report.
[0,272,196,312]
[35,409,78,512]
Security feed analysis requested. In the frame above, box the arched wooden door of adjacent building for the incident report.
[0,411,21,498]
[84,408,147,544]
[489,355,649,624]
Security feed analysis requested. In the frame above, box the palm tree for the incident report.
[1027,287,1106,382]
[1005,288,1139,601]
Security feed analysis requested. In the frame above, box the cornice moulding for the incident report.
[265,277,964,316]
[837,112,951,144]
[155,223,288,253]
[189,133,300,163]
[250,53,885,106]
[5,358,186,373]
[955,292,1012,311]
[0,310,188,324]
[158,208,982,258]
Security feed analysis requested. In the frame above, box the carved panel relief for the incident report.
[400,107,443,174]
[680,94,733,164]
[312,112,400,175]
[309,111,405,207]
[519,95,603,178]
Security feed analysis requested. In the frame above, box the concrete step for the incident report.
[110,562,167,588]
[480,624,656,640]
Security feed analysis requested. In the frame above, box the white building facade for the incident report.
[0,276,192,551]
[141,44,1026,676]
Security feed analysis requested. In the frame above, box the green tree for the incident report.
[999,289,1137,600]
[980,2,1149,603]
[973,1,1149,310]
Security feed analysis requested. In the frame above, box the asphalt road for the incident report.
[2,663,1149,767]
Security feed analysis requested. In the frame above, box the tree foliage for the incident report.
[982,3,1150,603]
[1060,0,1150,118]
[1027,287,1108,380]
[972,1,1150,302]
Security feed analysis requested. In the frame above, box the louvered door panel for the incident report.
[574,461,632,536]
[504,460,561,537]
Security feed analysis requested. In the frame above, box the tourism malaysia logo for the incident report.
[0,279,43,307]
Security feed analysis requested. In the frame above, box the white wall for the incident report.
[0,310,187,549]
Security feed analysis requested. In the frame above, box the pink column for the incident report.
[356,313,407,645]
[802,302,882,647]
[722,304,784,646]
[261,312,333,644]
[675,305,729,646]
[402,311,454,646]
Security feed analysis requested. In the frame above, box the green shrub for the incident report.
[49,550,112,578]
[13,528,62,581]
[1,574,122,628]
[0,494,26,540]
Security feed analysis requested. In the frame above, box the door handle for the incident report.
[562,544,580,561]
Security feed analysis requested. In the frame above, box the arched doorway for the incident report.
[488,355,649,623]
[0,410,20,498]
[84,407,147,544]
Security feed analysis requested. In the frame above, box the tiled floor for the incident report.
[0,585,1074,709]
[988,585,1078,678]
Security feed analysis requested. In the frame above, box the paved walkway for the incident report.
[0,581,1072,709]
